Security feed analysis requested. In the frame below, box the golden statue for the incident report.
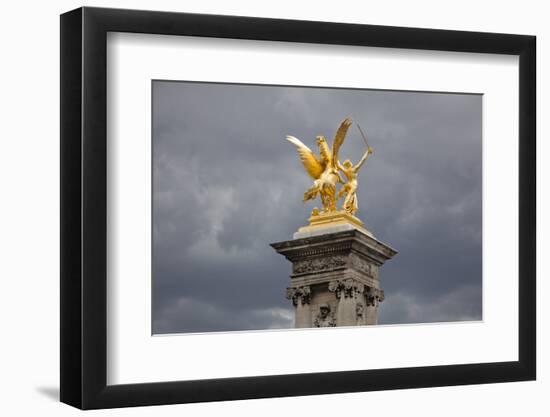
[337,146,373,215]
[287,117,374,236]
[286,117,352,213]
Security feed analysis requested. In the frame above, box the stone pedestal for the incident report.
[271,224,397,328]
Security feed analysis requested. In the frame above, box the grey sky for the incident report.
[152,80,482,334]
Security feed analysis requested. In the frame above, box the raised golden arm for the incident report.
[354,146,373,172]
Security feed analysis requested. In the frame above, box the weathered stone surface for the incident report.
[285,286,312,327]
[271,228,397,327]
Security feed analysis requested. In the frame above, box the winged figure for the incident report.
[286,117,352,213]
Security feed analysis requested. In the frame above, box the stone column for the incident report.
[328,279,365,326]
[271,228,397,328]
[365,287,384,325]
[286,286,312,328]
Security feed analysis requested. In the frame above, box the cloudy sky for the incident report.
[152,80,482,334]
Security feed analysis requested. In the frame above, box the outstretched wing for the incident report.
[286,135,325,179]
[331,117,353,169]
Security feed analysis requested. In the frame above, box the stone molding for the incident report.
[290,242,353,260]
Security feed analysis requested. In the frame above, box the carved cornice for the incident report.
[271,229,397,266]
[296,241,352,252]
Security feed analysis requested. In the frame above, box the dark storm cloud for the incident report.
[152,81,482,333]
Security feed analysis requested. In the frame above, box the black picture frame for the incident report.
[60,6,536,410]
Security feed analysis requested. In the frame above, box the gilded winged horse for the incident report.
[286,117,352,213]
